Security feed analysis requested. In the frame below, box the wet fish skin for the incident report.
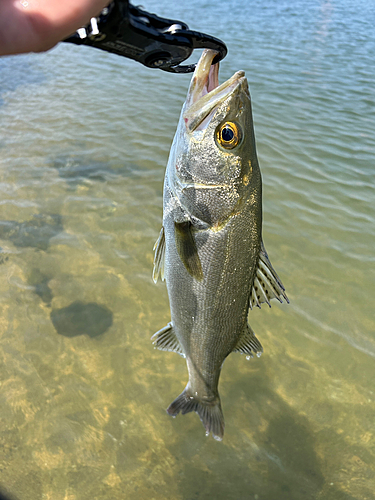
[153,50,288,440]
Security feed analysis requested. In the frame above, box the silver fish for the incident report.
[152,49,288,440]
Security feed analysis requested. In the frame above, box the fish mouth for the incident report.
[183,49,248,132]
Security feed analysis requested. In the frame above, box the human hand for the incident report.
[0,0,110,56]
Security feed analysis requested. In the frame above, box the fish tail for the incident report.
[166,387,225,441]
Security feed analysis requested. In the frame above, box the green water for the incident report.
[0,0,374,499]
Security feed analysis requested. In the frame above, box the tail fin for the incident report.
[166,386,225,441]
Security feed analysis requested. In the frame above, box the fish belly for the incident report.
[167,183,260,362]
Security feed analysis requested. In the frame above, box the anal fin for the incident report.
[233,323,263,358]
[151,323,185,357]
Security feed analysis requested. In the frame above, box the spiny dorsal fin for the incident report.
[151,323,185,357]
[174,221,203,281]
[250,241,289,309]
[153,226,165,283]
[233,324,263,357]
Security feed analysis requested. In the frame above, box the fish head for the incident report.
[169,49,261,227]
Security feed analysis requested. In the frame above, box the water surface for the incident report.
[0,0,374,499]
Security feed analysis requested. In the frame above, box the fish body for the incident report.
[153,50,288,440]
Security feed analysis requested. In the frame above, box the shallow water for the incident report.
[0,0,374,499]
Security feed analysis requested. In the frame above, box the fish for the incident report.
[152,49,288,441]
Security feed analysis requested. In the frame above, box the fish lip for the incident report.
[183,49,247,132]
[185,49,220,108]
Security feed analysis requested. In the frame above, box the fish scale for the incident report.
[152,49,288,440]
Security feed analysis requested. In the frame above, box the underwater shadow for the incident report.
[49,155,137,189]
[28,268,53,306]
[0,489,19,500]
[169,366,358,500]
[50,301,113,338]
[0,214,63,251]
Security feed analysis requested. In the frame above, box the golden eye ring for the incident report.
[216,121,241,149]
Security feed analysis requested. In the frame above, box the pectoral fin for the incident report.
[233,324,263,357]
[250,241,289,309]
[153,226,165,283]
[174,221,203,281]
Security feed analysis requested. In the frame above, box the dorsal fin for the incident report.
[153,226,165,283]
[250,241,289,309]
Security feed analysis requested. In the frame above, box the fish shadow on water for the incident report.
[169,366,360,500]
[0,214,63,251]
[234,369,363,500]
[50,301,113,338]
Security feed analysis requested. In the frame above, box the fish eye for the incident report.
[216,122,241,149]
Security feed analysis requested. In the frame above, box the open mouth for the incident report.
[185,50,220,107]
[184,49,247,132]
